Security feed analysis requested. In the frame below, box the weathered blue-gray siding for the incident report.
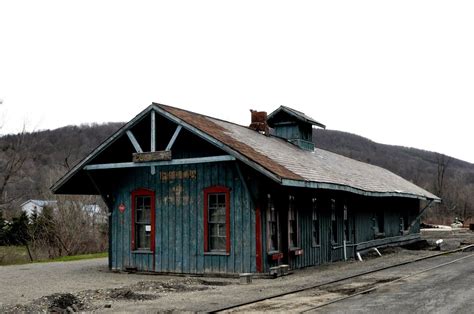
[261,191,421,272]
[109,161,256,274]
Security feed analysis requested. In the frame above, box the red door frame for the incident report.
[255,204,263,272]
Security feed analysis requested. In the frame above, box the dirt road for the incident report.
[0,249,438,312]
[0,258,160,305]
[1,230,472,312]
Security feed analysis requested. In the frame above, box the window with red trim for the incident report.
[131,189,155,251]
[204,186,230,253]
[267,194,280,252]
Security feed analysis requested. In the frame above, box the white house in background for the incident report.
[20,199,58,217]
[82,204,106,223]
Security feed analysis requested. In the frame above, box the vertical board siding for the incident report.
[261,192,422,272]
[109,162,421,274]
[110,161,255,274]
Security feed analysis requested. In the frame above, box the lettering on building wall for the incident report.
[160,170,197,182]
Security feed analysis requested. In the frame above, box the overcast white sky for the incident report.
[1,1,473,163]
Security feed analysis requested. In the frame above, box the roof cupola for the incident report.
[267,106,325,151]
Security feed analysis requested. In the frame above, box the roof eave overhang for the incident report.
[152,104,283,184]
[281,179,441,202]
[51,104,156,194]
[52,103,439,203]
[52,103,285,195]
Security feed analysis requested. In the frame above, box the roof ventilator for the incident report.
[266,106,326,151]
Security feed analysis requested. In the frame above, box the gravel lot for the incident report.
[1,230,472,312]
[0,258,165,306]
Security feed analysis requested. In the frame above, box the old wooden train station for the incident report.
[52,104,439,274]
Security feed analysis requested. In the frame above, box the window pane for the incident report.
[135,195,152,250]
[270,229,279,251]
[218,194,225,206]
[209,194,217,208]
[136,208,150,223]
[267,195,280,252]
[207,192,228,251]
[332,220,338,243]
[136,196,143,209]
[209,206,225,223]
[210,223,219,237]
[312,220,319,245]
[137,208,146,223]
[136,224,151,250]
[210,236,226,251]
[290,220,298,247]
[288,197,298,248]
[144,196,151,208]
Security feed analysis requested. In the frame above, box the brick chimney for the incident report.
[249,110,269,135]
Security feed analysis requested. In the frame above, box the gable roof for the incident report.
[267,105,326,129]
[52,103,439,201]
[157,104,438,201]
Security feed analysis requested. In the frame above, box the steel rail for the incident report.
[211,245,474,313]
[302,251,474,312]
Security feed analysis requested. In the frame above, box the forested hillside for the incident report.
[0,123,123,217]
[315,129,474,224]
[0,123,472,224]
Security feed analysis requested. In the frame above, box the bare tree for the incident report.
[435,153,451,198]
[0,127,30,212]
[27,195,107,259]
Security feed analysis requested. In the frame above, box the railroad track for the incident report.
[211,245,474,313]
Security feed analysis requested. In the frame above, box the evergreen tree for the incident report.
[8,212,30,245]
[0,209,6,245]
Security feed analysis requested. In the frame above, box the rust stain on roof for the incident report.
[158,104,303,181]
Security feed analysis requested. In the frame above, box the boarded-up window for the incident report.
[267,194,279,252]
[312,198,319,246]
[288,195,298,248]
[331,199,337,243]
[204,186,230,253]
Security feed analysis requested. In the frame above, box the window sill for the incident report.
[204,251,230,256]
[132,250,153,254]
[267,250,281,256]
[311,244,321,248]
[375,232,386,239]
[289,247,301,252]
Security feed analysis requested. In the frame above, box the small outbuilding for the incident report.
[52,104,439,274]
[20,199,58,217]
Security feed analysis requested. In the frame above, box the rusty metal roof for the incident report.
[158,104,439,201]
[51,103,439,201]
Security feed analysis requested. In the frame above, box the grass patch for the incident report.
[36,252,108,263]
[0,246,107,265]
[0,245,30,265]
